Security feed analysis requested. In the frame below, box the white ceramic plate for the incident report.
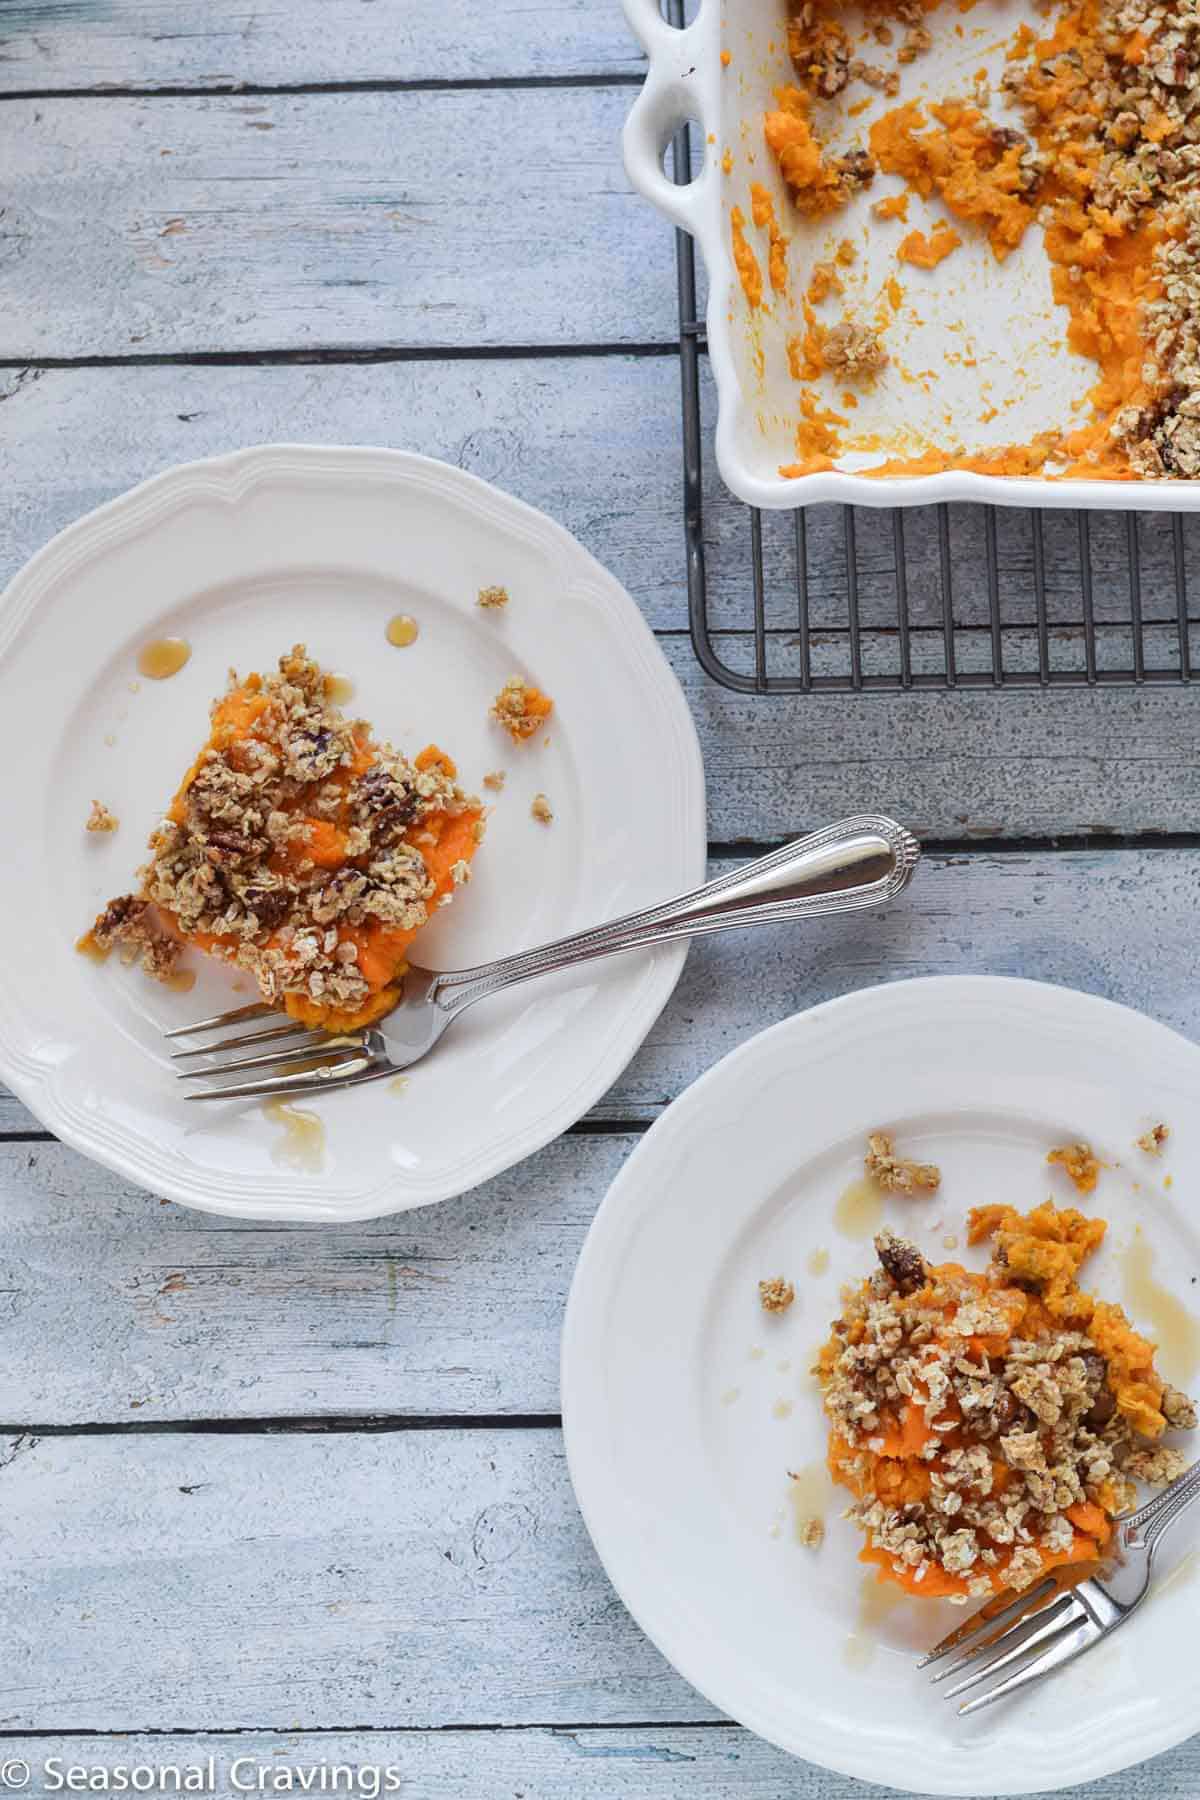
[0,445,705,1221]
[562,976,1200,1795]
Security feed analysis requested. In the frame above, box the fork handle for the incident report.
[428,814,920,1016]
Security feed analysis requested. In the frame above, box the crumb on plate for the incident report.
[759,1276,796,1314]
[482,770,506,792]
[491,676,554,743]
[1135,1124,1169,1156]
[530,792,553,824]
[796,1514,825,1549]
[86,800,119,834]
[865,1130,941,1195]
[1047,1142,1101,1194]
[477,584,510,610]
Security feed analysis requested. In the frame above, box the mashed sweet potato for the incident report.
[818,1199,1193,1600]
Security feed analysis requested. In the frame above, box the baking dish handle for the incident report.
[621,0,711,238]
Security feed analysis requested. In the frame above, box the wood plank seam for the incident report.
[710,834,1200,855]
[0,1416,563,1436]
[0,75,647,103]
[0,1722,744,1742]
[0,345,681,372]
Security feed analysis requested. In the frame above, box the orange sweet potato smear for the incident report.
[870,100,1038,263]
[730,205,764,309]
[967,1201,1169,1437]
[897,224,962,268]
[763,87,861,219]
[750,182,791,295]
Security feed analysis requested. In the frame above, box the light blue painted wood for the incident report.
[0,1427,715,1730]
[0,90,678,357]
[0,0,646,90]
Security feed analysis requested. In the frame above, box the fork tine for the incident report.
[175,1033,364,1081]
[918,1575,1057,1669]
[183,1051,379,1102]
[941,1592,1084,1702]
[164,1001,275,1040]
[957,1610,1100,1716]
[170,1021,320,1062]
[929,1582,1068,1684]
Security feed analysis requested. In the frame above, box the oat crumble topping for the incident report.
[823,319,890,379]
[760,1276,797,1313]
[82,646,483,1029]
[865,1130,941,1195]
[817,1201,1195,1599]
[86,800,119,834]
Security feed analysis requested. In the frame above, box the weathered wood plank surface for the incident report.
[676,661,1200,842]
[0,1132,621,1422]
[2,848,1198,1421]
[0,358,691,630]
[0,91,676,357]
[0,0,645,90]
[0,1728,1193,1800]
[0,1426,712,1730]
[8,362,1200,639]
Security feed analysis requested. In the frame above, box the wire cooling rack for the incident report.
[669,122,1200,695]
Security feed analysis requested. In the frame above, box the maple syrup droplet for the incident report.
[166,968,197,993]
[326,673,355,705]
[138,637,191,680]
[386,614,419,648]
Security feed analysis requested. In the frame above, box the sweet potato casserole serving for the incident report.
[819,1201,1196,1599]
[734,0,1200,478]
[81,647,484,1031]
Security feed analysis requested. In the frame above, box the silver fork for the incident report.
[167,813,920,1101]
[920,1457,1200,1715]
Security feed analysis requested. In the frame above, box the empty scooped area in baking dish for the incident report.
[717,0,1088,481]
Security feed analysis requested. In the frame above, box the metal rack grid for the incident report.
[669,122,1200,696]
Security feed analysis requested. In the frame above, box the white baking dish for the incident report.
[622,0,1194,512]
